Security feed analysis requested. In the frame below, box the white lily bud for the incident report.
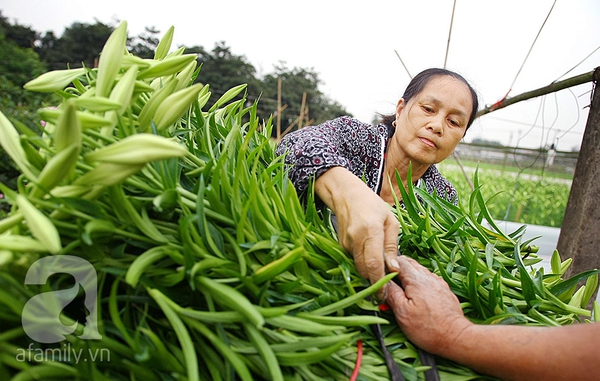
[37,109,113,130]
[23,68,87,93]
[85,134,187,164]
[165,47,185,59]
[112,65,139,114]
[137,54,198,80]
[0,234,48,252]
[121,55,151,70]
[30,143,80,198]
[73,162,146,187]
[54,100,81,152]
[96,21,128,98]
[173,60,198,92]
[209,84,247,112]
[154,26,175,60]
[73,96,122,112]
[0,111,36,179]
[154,83,204,131]
[49,185,91,198]
[16,195,62,254]
[138,79,179,132]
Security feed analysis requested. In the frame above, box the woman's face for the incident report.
[393,75,473,166]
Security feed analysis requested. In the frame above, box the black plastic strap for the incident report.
[330,213,440,380]
[387,254,441,381]
[418,347,441,381]
[370,311,406,381]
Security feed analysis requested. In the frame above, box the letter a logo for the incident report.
[22,255,102,343]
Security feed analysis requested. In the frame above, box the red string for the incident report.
[489,89,512,112]
[350,339,363,381]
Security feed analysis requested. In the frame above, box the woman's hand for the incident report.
[385,255,471,354]
[315,167,399,295]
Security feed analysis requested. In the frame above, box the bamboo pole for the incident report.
[279,92,310,138]
[276,76,282,140]
[476,70,595,118]
[394,50,412,79]
[443,0,457,69]
[299,92,307,128]
[451,151,474,191]
[280,118,301,137]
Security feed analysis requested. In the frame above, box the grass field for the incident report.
[438,157,573,228]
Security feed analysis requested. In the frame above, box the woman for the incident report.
[276,68,478,290]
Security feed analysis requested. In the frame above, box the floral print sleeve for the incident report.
[275,116,459,205]
[275,116,388,194]
[421,165,459,205]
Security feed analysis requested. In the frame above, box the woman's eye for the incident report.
[449,119,459,126]
[422,106,434,113]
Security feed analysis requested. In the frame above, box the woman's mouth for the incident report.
[419,137,436,148]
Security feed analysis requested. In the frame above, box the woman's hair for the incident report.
[380,68,479,130]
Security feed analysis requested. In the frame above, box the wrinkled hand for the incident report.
[315,167,399,295]
[385,256,472,354]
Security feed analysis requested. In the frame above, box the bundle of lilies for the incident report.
[0,23,597,381]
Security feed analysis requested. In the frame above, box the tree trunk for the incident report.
[557,67,600,308]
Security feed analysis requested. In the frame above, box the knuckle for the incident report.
[364,255,383,273]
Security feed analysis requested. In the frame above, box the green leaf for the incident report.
[582,273,599,307]
[513,243,538,307]
[549,269,600,296]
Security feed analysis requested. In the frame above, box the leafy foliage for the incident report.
[0,13,52,217]
[0,12,351,196]
[0,23,597,381]
[37,20,114,69]
[260,62,349,136]
[0,12,50,120]
[440,164,570,227]
[186,42,263,110]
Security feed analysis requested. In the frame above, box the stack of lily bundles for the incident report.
[0,22,597,381]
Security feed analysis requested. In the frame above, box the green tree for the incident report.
[0,13,37,48]
[128,26,160,59]
[261,63,350,137]
[37,21,164,68]
[36,20,114,69]
[186,41,263,107]
[183,42,350,137]
[0,12,52,215]
[0,12,50,126]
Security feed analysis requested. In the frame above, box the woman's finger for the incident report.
[362,231,387,292]
[383,213,400,268]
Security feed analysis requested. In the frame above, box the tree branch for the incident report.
[476,69,597,118]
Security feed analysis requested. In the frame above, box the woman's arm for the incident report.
[275,117,385,196]
[386,255,600,381]
[277,117,397,288]
[315,167,399,291]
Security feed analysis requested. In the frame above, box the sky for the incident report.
[1,0,599,151]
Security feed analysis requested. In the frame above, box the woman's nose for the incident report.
[428,117,444,135]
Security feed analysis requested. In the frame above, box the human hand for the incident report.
[385,255,472,355]
[315,167,399,296]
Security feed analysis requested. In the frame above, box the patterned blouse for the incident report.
[275,116,458,204]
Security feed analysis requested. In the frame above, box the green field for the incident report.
[438,158,573,228]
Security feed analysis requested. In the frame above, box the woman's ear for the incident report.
[395,98,406,116]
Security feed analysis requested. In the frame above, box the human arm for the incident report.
[276,118,398,288]
[315,167,399,291]
[275,117,389,197]
[385,255,600,381]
